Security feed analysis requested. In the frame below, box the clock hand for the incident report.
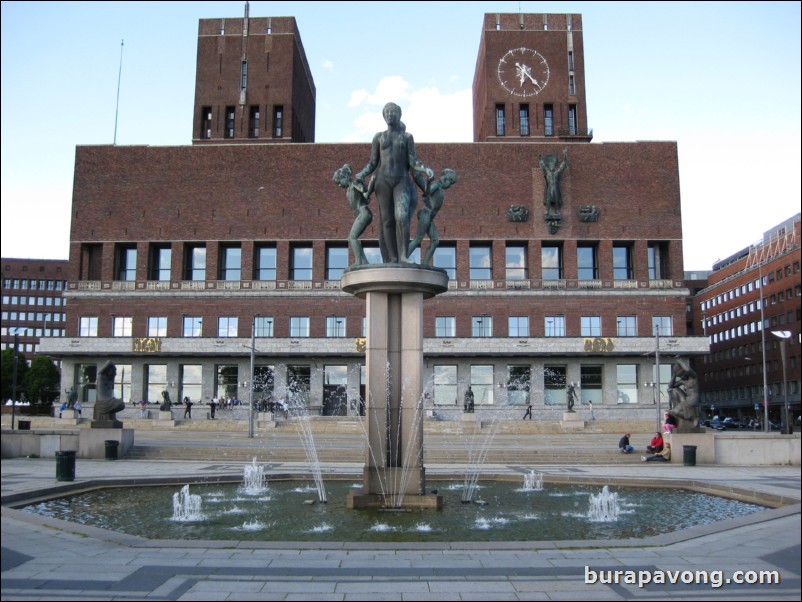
[515,62,539,88]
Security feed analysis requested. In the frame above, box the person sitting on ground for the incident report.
[618,433,634,454]
[646,431,664,454]
[642,442,671,462]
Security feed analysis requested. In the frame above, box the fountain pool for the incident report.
[21,479,766,543]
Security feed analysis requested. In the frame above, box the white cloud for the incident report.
[342,76,472,143]
[322,59,334,71]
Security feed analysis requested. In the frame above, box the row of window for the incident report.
[106,241,672,283]
[72,360,667,408]
[2,279,66,291]
[2,312,65,323]
[2,296,66,307]
[709,312,797,344]
[702,380,801,404]
[496,103,579,137]
[704,289,800,331]
[199,104,284,140]
[79,314,674,339]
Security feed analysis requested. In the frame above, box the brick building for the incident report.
[40,12,707,418]
[1,258,69,356]
[693,215,801,428]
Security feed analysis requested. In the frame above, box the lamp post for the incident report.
[654,323,661,433]
[772,330,792,434]
[248,314,259,439]
[758,263,770,433]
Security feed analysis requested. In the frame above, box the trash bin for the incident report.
[55,450,76,481]
[104,439,119,460]
[683,445,697,467]
[18,420,31,430]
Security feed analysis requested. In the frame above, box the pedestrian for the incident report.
[522,403,533,420]
[184,398,193,419]
[139,399,147,418]
[589,400,595,420]
[209,398,217,419]
[59,401,67,418]
[73,400,82,417]
[464,386,475,413]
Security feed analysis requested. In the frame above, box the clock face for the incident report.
[497,48,550,97]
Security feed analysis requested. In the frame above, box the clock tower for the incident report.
[473,13,591,143]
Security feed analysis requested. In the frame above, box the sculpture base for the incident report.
[347,490,443,510]
[90,420,123,429]
[561,411,585,430]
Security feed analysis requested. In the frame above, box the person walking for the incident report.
[209,398,217,420]
[184,398,193,419]
[522,403,533,420]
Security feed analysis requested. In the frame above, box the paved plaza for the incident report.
[1,430,800,601]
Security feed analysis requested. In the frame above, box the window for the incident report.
[545,316,565,337]
[287,365,311,405]
[508,316,529,337]
[433,365,457,405]
[506,365,530,405]
[145,364,167,403]
[200,106,212,139]
[544,365,566,405]
[506,245,527,280]
[180,365,203,402]
[327,246,349,280]
[613,244,633,280]
[568,50,574,70]
[290,317,310,337]
[470,245,492,280]
[648,242,669,280]
[577,245,598,280]
[184,244,206,281]
[114,363,132,401]
[581,316,601,337]
[291,246,313,280]
[182,316,202,337]
[116,245,137,281]
[472,316,493,337]
[149,245,171,281]
[433,246,456,279]
[255,316,274,337]
[112,316,132,337]
[148,316,167,337]
[568,104,577,133]
[216,365,239,400]
[273,105,284,138]
[364,246,382,265]
[580,365,603,404]
[219,245,241,281]
[519,105,530,136]
[323,365,348,415]
[617,316,637,337]
[255,245,277,280]
[544,104,554,136]
[224,106,235,138]
[79,317,98,337]
[241,60,248,89]
[470,365,494,404]
[652,316,673,336]
[541,245,562,280]
[495,104,505,136]
[616,365,638,404]
[326,316,346,337]
[253,365,275,398]
[435,316,456,337]
[217,317,238,337]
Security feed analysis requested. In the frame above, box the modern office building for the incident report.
[40,11,707,419]
[693,215,801,426]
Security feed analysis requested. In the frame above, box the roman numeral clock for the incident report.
[497,47,550,97]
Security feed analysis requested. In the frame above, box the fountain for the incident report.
[461,404,505,503]
[284,392,327,503]
[523,470,544,491]
[587,485,620,522]
[242,458,267,494]
[171,484,204,522]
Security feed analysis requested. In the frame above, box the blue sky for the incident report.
[2,1,800,270]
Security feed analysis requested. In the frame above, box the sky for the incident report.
[1,1,800,271]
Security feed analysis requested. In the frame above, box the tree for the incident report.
[23,355,61,404]
[0,348,30,402]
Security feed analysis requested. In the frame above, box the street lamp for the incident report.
[771,330,792,434]
[654,323,662,433]
[9,327,29,431]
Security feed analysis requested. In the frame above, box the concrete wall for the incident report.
[1,429,133,459]
[671,431,800,466]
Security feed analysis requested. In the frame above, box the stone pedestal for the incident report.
[156,410,176,426]
[60,409,79,425]
[342,265,447,509]
[561,411,585,430]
